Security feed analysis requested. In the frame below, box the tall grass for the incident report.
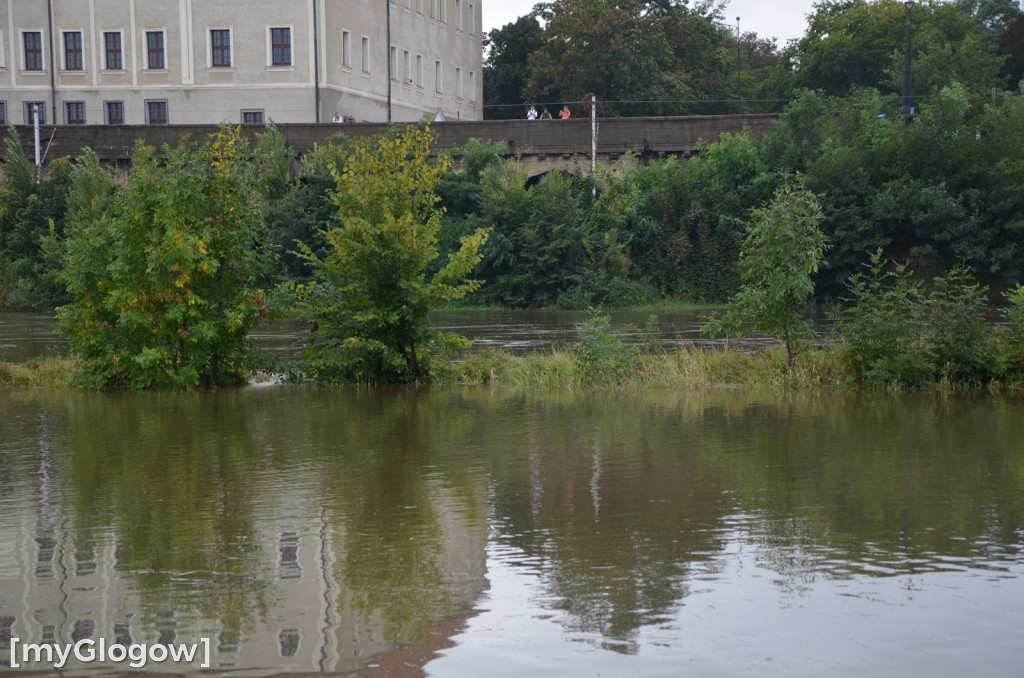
[0,357,80,388]
[441,345,854,390]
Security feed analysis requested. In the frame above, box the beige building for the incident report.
[0,0,483,126]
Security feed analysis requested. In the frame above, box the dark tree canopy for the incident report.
[483,13,545,119]
[765,0,1007,102]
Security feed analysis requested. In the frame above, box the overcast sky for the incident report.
[482,1,822,46]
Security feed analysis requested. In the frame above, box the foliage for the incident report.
[766,0,1007,102]
[574,310,637,386]
[483,14,545,119]
[835,249,996,388]
[472,164,593,307]
[55,126,271,388]
[997,13,1024,86]
[703,183,828,371]
[0,127,73,310]
[525,0,732,116]
[291,125,489,384]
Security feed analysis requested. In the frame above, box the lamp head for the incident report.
[904,1,915,10]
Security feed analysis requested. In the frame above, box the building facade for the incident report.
[0,0,483,126]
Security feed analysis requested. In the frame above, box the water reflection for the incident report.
[0,388,1022,676]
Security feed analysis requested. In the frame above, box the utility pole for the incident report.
[902,1,915,115]
[736,17,742,114]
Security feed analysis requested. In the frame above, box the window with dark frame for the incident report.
[145,99,168,124]
[147,31,165,69]
[242,110,264,124]
[105,101,124,125]
[65,101,86,124]
[64,32,83,70]
[24,32,43,70]
[24,102,46,124]
[211,29,231,67]
[104,32,122,70]
[271,27,291,66]
[0,102,6,126]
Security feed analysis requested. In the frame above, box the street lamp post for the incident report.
[902,1,915,115]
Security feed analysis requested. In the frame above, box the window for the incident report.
[64,32,83,70]
[0,102,6,126]
[146,99,168,124]
[146,31,165,69]
[469,3,475,34]
[65,101,86,124]
[360,36,369,73]
[24,102,46,124]
[270,27,291,66]
[456,66,463,99]
[469,70,476,101]
[24,32,43,70]
[403,50,410,84]
[430,0,436,19]
[242,109,264,124]
[440,0,447,23]
[390,45,397,81]
[342,31,351,68]
[435,60,442,94]
[104,32,122,70]
[104,100,124,125]
[211,29,231,67]
[417,0,424,15]
[456,0,462,30]
[416,54,423,87]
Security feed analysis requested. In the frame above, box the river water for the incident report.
[0,313,1022,677]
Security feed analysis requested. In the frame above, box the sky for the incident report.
[482,1,821,46]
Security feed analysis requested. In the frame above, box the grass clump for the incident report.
[0,357,81,388]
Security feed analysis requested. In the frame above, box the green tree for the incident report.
[526,0,729,116]
[483,14,545,119]
[703,183,828,371]
[0,127,73,310]
[56,127,271,388]
[292,125,489,384]
[767,0,1005,101]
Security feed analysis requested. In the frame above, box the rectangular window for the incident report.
[361,36,369,73]
[211,29,231,67]
[64,32,83,70]
[456,66,463,99]
[145,99,168,124]
[65,101,86,124]
[435,59,442,94]
[271,27,291,66]
[456,0,462,30]
[416,53,423,87]
[469,70,476,101]
[342,31,351,68]
[390,45,397,81]
[242,110,264,124]
[403,50,410,84]
[430,0,436,19]
[146,31,165,69]
[440,0,447,23]
[24,31,43,70]
[104,32,122,70]
[469,3,475,34]
[0,102,7,126]
[24,102,46,124]
[417,0,424,15]
[105,100,124,125]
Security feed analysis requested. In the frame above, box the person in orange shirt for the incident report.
[559,105,571,119]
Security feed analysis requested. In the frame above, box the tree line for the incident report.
[484,0,1024,117]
